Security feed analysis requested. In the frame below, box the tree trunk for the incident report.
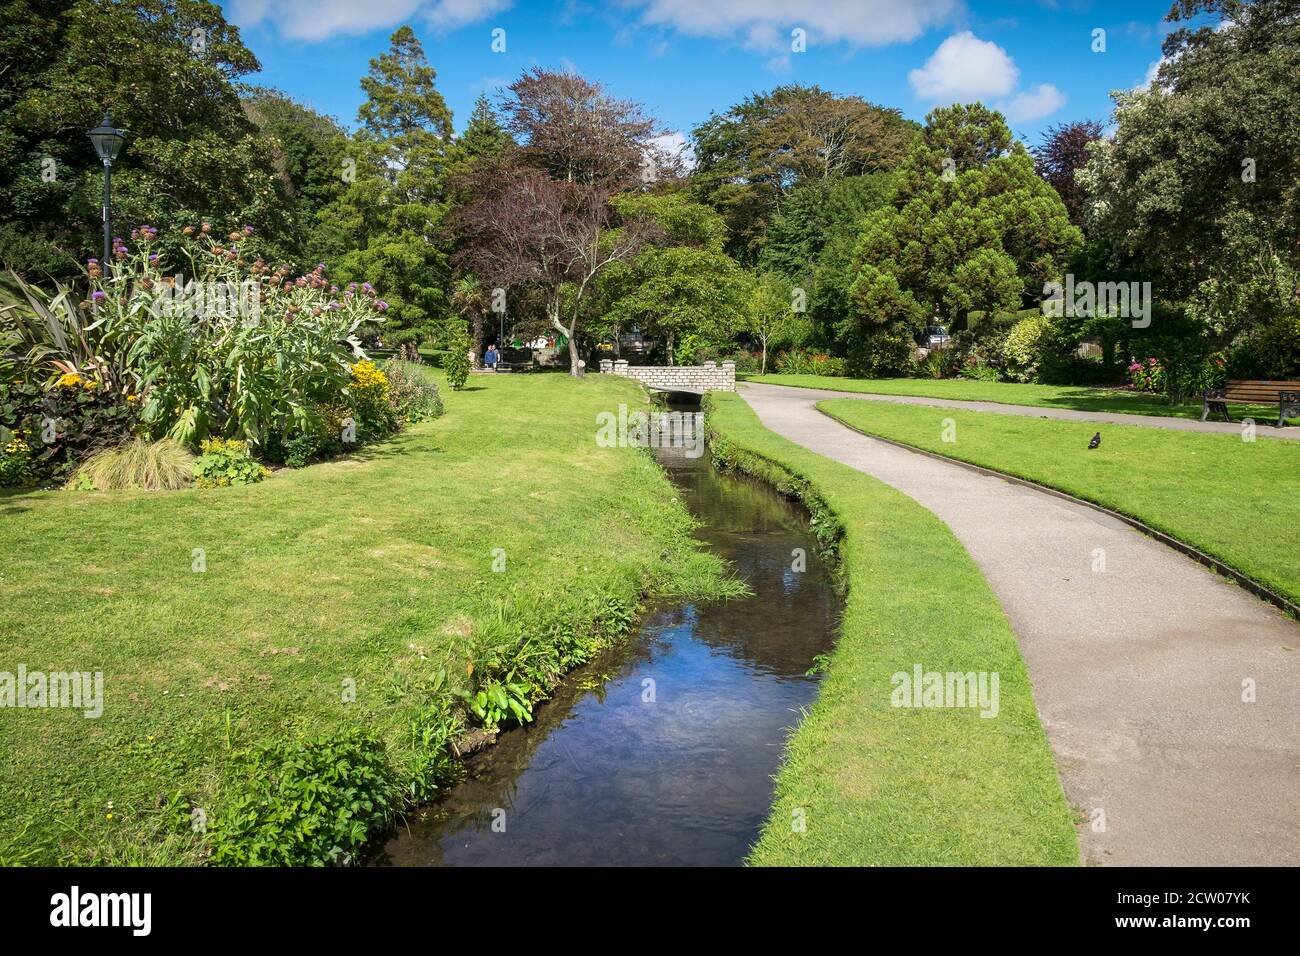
[761,335,768,374]
[471,312,484,367]
[667,332,674,367]
[566,331,582,377]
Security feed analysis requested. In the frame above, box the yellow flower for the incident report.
[56,372,83,389]
[127,394,139,403]
[350,359,389,388]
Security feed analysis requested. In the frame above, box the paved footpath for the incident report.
[740,381,1300,866]
[760,385,1300,440]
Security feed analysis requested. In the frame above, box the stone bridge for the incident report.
[599,358,736,394]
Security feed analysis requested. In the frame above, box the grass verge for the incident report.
[705,393,1079,866]
[0,372,733,865]
[744,374,1295,424]
[818,399,1300,610]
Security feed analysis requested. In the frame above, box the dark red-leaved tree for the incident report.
[1033,119,1105,227]
[454,158,654,375]
[500,67,682,189]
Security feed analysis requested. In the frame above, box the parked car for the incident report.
[916,324,951,349]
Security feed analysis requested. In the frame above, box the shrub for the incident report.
[1135,335,1224,403]
[1002,312,1053,383]
[846,328,913,378]
[68,437,195,491]
[726,351,763,374]
[383,361,444,423]
[1227,311,1300,380]
[0,372,138,484]
[206,731,401,867]
[443,324,472,391]
[348,359,398,439]
[192,438,269,488]
[774,348,847,377]
[1128,357,1164,393]
[0,429,34,487]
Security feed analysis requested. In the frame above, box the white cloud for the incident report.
[1139,57,1167,88]
[1001,83,1066,122]
[908,31,1019,101]
[228,0,510,41]
[630,0,960,51]
[649,131,696,171]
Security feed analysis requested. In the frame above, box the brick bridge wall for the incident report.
[599,359,736,393]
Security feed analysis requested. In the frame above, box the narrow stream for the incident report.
[374,412,841,866]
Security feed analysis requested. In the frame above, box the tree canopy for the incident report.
[691,84,919,263]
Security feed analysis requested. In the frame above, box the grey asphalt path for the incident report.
[739,381,1300,866]
[760,385,1300,440]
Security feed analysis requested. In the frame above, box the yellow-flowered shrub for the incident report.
[349,359,397,438]
[0,430,35,487]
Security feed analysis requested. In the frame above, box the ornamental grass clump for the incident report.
[68,437,195,491]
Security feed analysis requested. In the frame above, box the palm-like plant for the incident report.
[3,269,128,391]
[449,274,488,364]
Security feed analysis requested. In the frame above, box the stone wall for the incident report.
[598,359,736,393]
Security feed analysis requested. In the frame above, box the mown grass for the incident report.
[0,371,731,864]
[817,399,1300,610]
[744,374,1295,424]
[705,393,1078,866]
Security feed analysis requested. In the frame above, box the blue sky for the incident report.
[218,0,1181,152]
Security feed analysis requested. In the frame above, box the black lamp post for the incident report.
[87,114,127,266]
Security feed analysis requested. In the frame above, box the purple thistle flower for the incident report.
[376,300,389,311]
[91,290,107,302]
[243,225,254,235]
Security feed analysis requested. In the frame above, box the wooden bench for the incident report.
[1202,380,1300,427]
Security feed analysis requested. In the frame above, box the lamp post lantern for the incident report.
[87,114,127,266]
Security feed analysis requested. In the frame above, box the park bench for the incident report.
[1202,380,1300,427]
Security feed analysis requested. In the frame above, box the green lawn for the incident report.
[744,373,1295,424]
[818,398,1300,609]
[706,393,1078,866]
[0,372,731,865]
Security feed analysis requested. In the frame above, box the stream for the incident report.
[374,411,841,866]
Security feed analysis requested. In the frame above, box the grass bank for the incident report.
[817,398,1300,610]
[0,372,732,865]
[744,374,1294,424]
[705,393,1078,866]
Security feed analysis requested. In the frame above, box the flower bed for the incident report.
[2,225,443,487]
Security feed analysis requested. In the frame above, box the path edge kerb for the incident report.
[818,406,1300,621]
